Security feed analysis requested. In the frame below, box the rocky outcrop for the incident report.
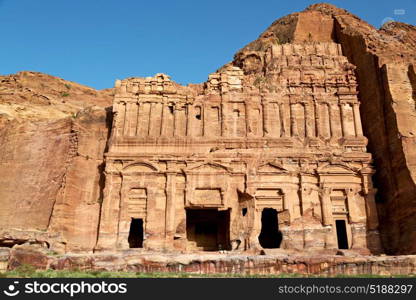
[0,72,113,252]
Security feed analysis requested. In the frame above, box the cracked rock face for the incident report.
[0,3,415,262]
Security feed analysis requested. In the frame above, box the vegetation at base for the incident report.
[0,265,414,278]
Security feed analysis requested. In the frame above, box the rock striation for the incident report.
[0,3,416,274]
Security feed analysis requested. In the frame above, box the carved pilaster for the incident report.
[319,186,333,226]
[279,103,288,137]
[364,188,379,230]
[117,179,131,249]
[304,103,314,138]
[116,102,126,137]
[314,102,321,138]
[340,103,348,137]
[165,172,176,246]
[329,104,338,139]
[222,103,230,137]
[272,103,281,137]
[322,103,331,138]
[290,103,298,137]
[345,188,361,223]
[282,187,300,223]
[186,104,192,136]
[262,102,270,137]
[95,172,122,251]
[353,102,364,136]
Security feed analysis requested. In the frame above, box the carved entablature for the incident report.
[115,73,177,96]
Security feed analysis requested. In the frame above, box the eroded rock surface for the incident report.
[0,72,113,252]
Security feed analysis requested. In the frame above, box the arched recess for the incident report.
[122,161,159,173]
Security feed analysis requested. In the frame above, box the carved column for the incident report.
[279,103,288,137]
[282,188,301,222]
[262,102,269,137]
[340,103,349,137]
[186,105,192,137]
[160,102,167,136]
[365,188,379,230]
[304,103,314,138]
[319,187,333,226]
[290,103,298,137]
[117,180,131,249]
[273,103,281,137]
[165,171,176,247]
[364,188,383,253]
[123,102,132,136]
[352,102,364,136]
[329,104,338,139]
[346,188,356,220]
[221,103,230,137]
[322,103,331,138]
[130,102,139,136]
[346,188,360,223]
[116,102,126,136]
[314,102,321,138]
[244,102,249,137]
[95,172,121,251]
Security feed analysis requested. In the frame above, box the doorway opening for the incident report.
[186,209,230,251]
[335,219,348,249]
[258,208,282,248]
[128,218,144,248]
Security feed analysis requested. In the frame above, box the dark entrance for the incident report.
[335,219,348,249]
[186,209,230,251]
[128,218,144,248]
[258,208,282,248]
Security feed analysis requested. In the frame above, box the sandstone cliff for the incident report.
[0,72,113,252]
[1,3,416,255]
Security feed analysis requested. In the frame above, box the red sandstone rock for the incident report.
[0,72,112,253]
[0,3,415,276]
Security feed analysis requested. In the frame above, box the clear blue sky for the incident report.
[0,0,415,90]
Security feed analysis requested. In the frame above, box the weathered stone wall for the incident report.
[0,73,112,252]
[2,245,416,276]
[0,118,72,231]
[48,107,112,252]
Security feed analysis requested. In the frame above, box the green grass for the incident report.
[0,265,414,278]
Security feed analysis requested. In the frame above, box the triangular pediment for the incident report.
[257,163,287,173]
[318,164,354,174]
[190,163,229,173]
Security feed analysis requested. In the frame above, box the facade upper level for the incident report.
[108,42,368,157]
